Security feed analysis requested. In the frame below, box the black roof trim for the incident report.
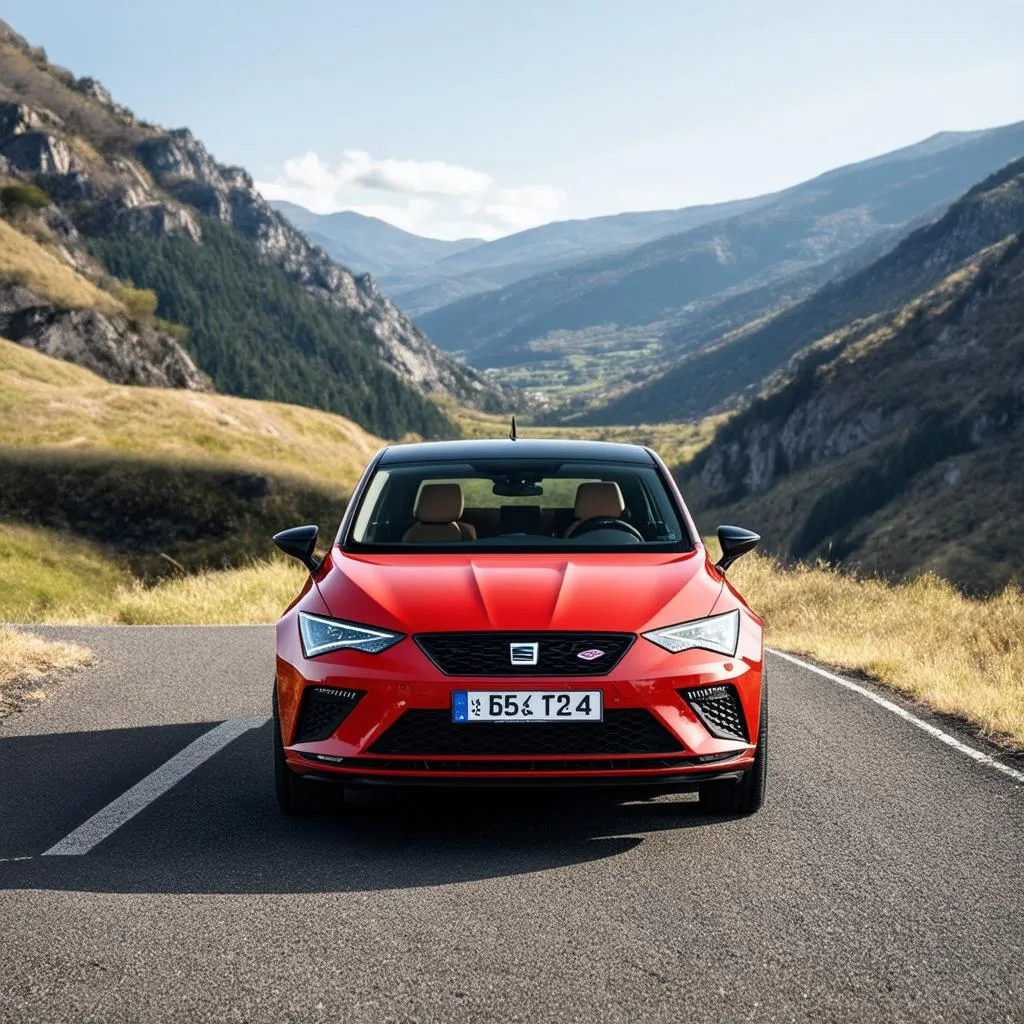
[377,438,656,465]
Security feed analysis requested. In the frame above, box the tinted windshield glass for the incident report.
[347,459,689,552]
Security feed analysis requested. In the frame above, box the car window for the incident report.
[346,458,689,552]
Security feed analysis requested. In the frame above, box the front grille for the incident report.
[415,632,634,676]
[680,685,748,741]
[294,686,365,743]
[369,708,683,756]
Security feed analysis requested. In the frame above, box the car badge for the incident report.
[509,642,539,666]
[577,649,605,661]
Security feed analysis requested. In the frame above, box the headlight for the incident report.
[642,609,740,656]
[298,612,404,657]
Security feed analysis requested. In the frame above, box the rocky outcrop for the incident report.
[130,129,507,405]
[0,282,211,391]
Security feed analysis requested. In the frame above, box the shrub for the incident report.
[119,285,159,322]
[155,317,189,343]
[1,183,50,213]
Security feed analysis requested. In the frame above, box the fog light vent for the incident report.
[680,684,748,742]
[294,687,365,743]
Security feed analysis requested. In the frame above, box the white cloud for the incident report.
[256,150,566,240]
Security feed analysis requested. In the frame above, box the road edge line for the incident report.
[767,648,1024,785]
[42,715,270,856]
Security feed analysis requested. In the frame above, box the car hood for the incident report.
[316,549,722,633]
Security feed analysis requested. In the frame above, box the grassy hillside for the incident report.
[0,521,303,625]
[0,337,380,484]
[0,339,379,572]
[0,216,123,314]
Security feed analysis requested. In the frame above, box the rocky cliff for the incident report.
[0,280,210,390]
[0,19,506,428]
[679,158,1024,591]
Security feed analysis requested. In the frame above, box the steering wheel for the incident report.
[571,517,644,541]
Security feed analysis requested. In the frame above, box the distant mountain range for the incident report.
[272,197,780,316]
[416,120,1024,414]
[268,200,483,278]
[678,156,1024,592]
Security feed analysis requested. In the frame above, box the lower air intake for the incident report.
[680,685,748,742]
[294,686,365,743]
[369,708,684,756]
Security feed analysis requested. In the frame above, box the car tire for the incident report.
[699,671,767,815]
[273,683,312,815]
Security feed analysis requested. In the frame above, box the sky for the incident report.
[12,1,1024,240]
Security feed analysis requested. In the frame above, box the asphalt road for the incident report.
[1,626,1021,1024]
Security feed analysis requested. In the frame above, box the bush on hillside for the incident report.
[1,183,49,214]
[119,285,158,322]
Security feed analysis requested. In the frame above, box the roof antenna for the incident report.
[509,416,518,441]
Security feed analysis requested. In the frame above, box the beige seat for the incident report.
[564,481,626,536]
[403,483,477,543]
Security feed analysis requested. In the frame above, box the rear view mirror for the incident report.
[492,479,544,497]
[715,525,760,572]
[273,524,322,573]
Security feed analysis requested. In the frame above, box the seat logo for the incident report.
[509,642,539,666]
[577,649,605,661]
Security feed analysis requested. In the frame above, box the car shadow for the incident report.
[0,721,744,896]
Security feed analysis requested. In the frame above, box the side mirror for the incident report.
[273,524,322,573]
[715,524,760,573]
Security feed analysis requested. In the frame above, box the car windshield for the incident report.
[345,458,690,553]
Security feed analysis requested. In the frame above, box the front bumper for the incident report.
[276,624,763,786]
[297,764,750,790]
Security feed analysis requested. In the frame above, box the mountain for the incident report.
[0,19,506,437]
[269,200,484,277]
[677,157,1024,592]
[417,122,1024,409]
[593,146,1024,425]
[381,197,776,315]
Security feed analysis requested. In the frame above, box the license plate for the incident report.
[452,690,602,722]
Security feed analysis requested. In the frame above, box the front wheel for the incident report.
[273,683,312,815]
[699,672,767,815]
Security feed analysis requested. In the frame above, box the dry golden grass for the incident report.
[0,338,382,489]
[102,560,308,625]
[728,552,1024,748]
[0,522,131,622]
[0,627,92,710]
[0,218,123,315]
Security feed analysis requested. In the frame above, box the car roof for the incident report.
[377,438,656,465]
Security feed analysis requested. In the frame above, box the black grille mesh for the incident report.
[294,686,365,743]
[415,632,634,676]
[681,685,748,741]
[369,708,683,756]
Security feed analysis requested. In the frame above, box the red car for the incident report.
[272,439,765,815]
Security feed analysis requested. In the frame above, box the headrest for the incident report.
[574,481,625,521]
[415,483,464,524]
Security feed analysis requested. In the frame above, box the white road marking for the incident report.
[768,648,1024,785]
[42,716,270,856]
